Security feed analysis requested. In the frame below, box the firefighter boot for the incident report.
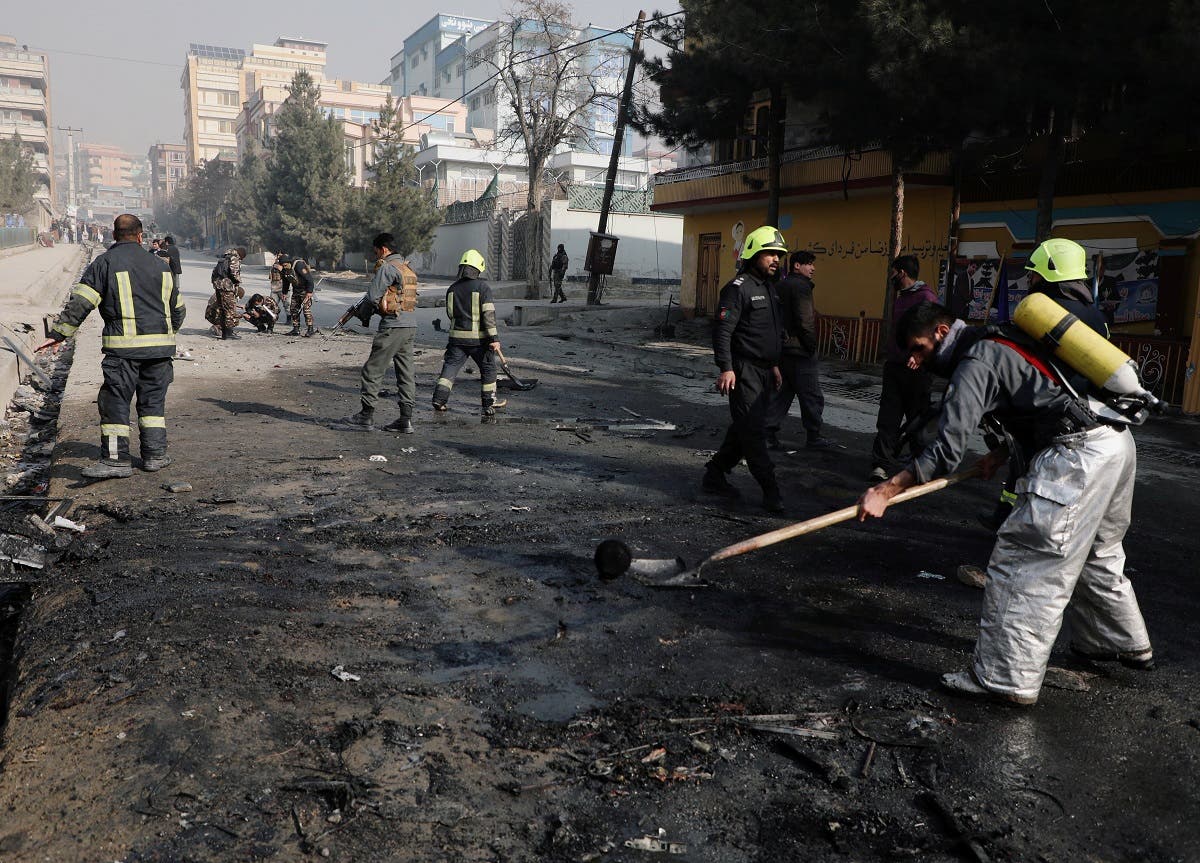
[142,452,173,472]
[381,405,414,434]
[82,433,133,479]
[701,463,740,499]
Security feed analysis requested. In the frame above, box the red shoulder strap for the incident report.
[987,336,1063,385]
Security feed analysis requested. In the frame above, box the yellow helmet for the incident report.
[740,226,788,261]
[459,249,486,273]
[1026,238,1087,282]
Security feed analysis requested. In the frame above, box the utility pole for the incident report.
[587,10,645,306]
[56,126,83,213]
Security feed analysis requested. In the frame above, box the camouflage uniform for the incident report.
[243,294,279,332]
[212,249,244,329]
[287,256,316,335]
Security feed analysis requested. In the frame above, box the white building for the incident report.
[0,34,54,218]
[385,14,492,99]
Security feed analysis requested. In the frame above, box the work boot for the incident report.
[335,409,375,431]
[482,402,497,420]
[940,670,1037,706]
[222,327,240,340]
[287,325,301,336]
[81,459,133,480]
[806,436,837,450]
[869,466,889,482]
[432,400,448,412]
[304,325,316,337]
[701,466,740,499]
[382,406,414,434]
[141,453,173,472]
[1070,645,1156,671]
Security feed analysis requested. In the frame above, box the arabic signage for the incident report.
[799,237,947,260]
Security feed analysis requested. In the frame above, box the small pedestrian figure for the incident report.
[550,243,569,303]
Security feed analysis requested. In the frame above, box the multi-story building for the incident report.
[0,34,54,217]
[147,143,188,208]
[385,14,492,100]
[75,143,134,198]
[181,37,329,166]
[461,21,631,155]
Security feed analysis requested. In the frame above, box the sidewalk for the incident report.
[0,242,87,410]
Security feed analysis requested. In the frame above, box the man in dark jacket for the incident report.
[550,243,569,303]
[702,225,787,513]
[869,255,940,480]
[37,214,185,478]
[431,249,507,419]
[768,250,833,450]
[161,236,183,289]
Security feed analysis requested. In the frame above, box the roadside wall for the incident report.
[420,219,491,278]
[546,199,683,284]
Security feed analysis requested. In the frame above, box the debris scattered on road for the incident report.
[399,447,416,454]
[740,722,840,741]
[956,564,987,588]
[1043,667,1093,692]
[330,665,361,682]
[368,455,388,463]
[510,505,531,512]
[625,829,687,854]
[163,482,193,494]
[0,533,45,569]
[52,515,86,532]
[916,570,945,580]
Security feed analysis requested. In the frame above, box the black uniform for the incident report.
[50,240,185,465]
[707,268,784,498]
[768,272,825,444]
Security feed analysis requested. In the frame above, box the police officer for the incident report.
[702,226,788,513]
[37,213,185,478]
[431,250,507,420]
[286,254,317,337]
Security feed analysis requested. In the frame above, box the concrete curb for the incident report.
[0,245,88,411]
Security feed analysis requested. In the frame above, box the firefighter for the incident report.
[286,254,317,337]
[702,225,788,513]
[431,250,507,420]
[36,213,185,478]
[857,297,1153,705]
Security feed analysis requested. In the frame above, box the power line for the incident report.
[38,47,179,68]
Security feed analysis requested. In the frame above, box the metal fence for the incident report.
[816,314,885,365]
[0,227,36,250]
[1111,334,1190,406]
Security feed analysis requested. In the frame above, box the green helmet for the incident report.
[1026,238,1087,282]
[740,226,788,261]
[459,249,486,273]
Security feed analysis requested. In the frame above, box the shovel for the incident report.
[496,347,538,391]
[603,467,981,588]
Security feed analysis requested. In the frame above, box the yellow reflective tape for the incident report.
[471,291,480,330]
[1000,490,1018,504]
[116,271,137,338]
[436,377,455,390]
[482,382,497,393]
[481,302,495,312]
[100,424,131,437]
[450,329,481,338]
[52,322,78,337]
[73,284,102,307]
[446,293,454,319]
[138,415,166,428]
[161,273,174,334]
[102,333,177,349]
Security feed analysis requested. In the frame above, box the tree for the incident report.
[223,142,269,251]
[263,69,350,266]
[486,0,619,298]
[164,158,236,247]
[0,135,38,214]
[345,95,442,258]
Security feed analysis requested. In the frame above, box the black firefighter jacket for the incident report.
[52,240,185,359]
[445,276,499,347]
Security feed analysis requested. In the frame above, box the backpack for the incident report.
[211,254,232,282]
[379,260,419,314]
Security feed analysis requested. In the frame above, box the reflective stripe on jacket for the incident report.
[52,241,185,358]
[445,276,498,346]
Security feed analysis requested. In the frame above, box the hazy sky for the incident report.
[6,0,661,160]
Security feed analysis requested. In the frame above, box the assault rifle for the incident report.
[325,294,375,340]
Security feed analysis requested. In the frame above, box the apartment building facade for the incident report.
[147,143,188,208]
[0,34,54,214]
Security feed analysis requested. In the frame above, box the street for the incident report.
[0,251,1197,862]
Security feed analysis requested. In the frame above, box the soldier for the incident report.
[271,251,292,326]
[286,254,317,337]
[243,293,279,333]
[212,246,247,340]
[36,214,185,478]
[336,233,420,432]
[431,250,507,420]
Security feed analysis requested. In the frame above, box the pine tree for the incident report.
[346,94,441,257]
[264,70,349,266]
[224,142,268,250]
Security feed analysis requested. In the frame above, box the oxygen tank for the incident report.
[1012,292,1150,400]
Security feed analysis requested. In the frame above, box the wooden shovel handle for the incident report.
[704,467,982,567]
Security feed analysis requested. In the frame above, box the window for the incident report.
[411,55,419,68]
[470,96,480,111]
[201,89,239,107]
[456,63,464,76]
[218,119,234,134]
